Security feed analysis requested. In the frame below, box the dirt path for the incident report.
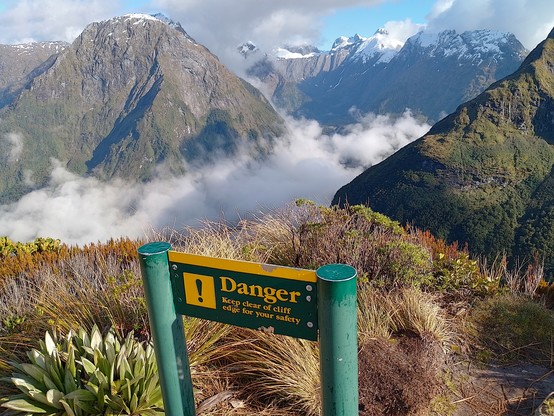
[451,361,554,415]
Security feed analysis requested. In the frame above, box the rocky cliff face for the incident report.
[0,14,284,202]
[248,29,527,126]
[0,41,68,108]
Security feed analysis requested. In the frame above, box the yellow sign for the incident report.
[183,272,216,309]
[168,251,318,340]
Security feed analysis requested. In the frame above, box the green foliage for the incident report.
[2,315,26,331]
[376,240,433,288]
[333,38,554,270]
[468,294,554,364]
[432,252,484,292]
[1,326,163,415]
[0,237,61,259]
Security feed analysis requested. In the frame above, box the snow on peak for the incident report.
[123,14,160,23]
[331,34,367,51]
[274,47,317,59]
[238,41,258,57]
[406,29,516,60]
[105,13,182,29]
[350,28,405,64]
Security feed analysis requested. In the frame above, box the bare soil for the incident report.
[357,336,554,415]
[358,335,445,415]
[451,361,554,415]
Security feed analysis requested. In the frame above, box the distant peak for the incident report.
[374,28,389,36]
[101,13,182,29]
[331,34,367,51]
[91,13,193,42]
[238,41,258,58]
[149,13,179,27]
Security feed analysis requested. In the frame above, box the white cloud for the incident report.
[3,132,24,163]
[379,19,426,46]
[0,0,552,71]
[0,113,430,245]
[0,0,123,44]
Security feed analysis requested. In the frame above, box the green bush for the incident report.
[1,326,163,415]
[468,293,554,364]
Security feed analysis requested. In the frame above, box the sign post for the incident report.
[317,264,358,416]
[137,242,358,416]
[137,242,195,416]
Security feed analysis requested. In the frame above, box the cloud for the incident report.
[0,0,124,44]
[0,113,430,245]
[3,132,24,163]
[149,0,384,74]
[0,0,552,71]
[426,0,554,50]
[380,19,426,44]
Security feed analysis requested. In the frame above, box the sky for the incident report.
[0,0,553,59]
[0,0,553,244]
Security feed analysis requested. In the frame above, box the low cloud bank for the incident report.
[0,112,430,245]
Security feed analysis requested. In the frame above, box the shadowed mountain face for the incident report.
[333,27,554,274]
[0,41,69,109]
[0,14,284,202]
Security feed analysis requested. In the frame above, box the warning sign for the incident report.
[183,273,216,309]
[168,251,318,340]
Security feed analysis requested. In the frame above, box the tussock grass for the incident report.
[217,329,320,416]
[357,286,395,343]
[391,288,453,347]
[357,285,452,349]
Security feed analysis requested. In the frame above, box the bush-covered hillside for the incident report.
[333,28,554,276]
[0,201,553,415]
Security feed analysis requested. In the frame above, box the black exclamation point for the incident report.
[196,279,203,303]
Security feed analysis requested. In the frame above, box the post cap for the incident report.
[138,241,172,256]
[316,264,357,282]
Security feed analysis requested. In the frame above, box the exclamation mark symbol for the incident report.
[196,279,203,303]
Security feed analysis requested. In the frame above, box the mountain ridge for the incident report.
[248,28,527,125]
[332,26,554,274]
[0,14,284,203]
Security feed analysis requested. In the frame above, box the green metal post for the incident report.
[317,264,358,416]
[138,242,195,416]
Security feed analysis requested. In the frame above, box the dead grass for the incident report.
[215,329,321,416]
[357,285,452,349]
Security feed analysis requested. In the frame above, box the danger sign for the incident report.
[168,251,318,340]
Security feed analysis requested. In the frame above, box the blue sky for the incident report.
[117,0,439,49]
[320,0,437,48]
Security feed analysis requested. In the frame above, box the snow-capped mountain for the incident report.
[247,28,528,125]
[331,29,404,64]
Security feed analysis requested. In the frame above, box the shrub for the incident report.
[468,293,554,364]
[1,326,163,415]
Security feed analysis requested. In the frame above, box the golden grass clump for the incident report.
[216,329,321,416]
[357,285,452,349]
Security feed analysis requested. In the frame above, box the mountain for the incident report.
[0,14,284,203]
[333,27,554,275]
[248,29,528,125]
[0,41,68,108]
